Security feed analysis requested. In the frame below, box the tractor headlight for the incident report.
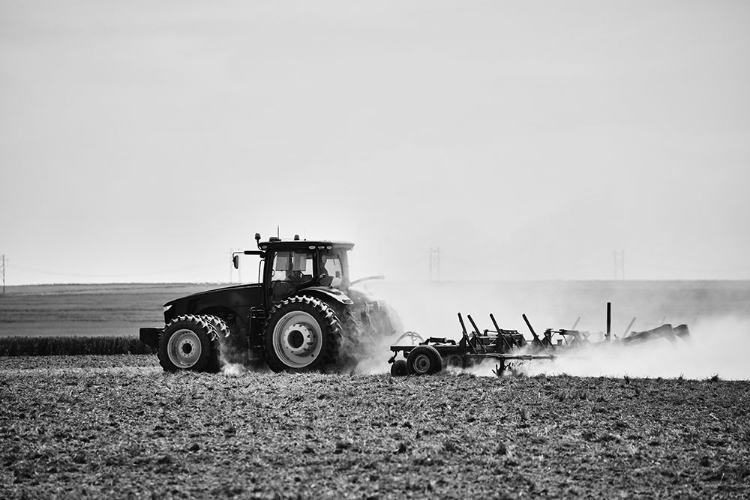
[163,304,173,313]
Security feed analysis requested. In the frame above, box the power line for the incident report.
[9,262,216,279]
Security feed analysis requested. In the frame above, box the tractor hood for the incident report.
[163,283,263,321]
[164,282,261,306]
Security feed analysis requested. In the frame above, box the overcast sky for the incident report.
[1,1,748,284]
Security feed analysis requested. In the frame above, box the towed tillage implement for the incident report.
[387,302,691,376]
[388,312,556,376]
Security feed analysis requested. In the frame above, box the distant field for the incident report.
[0,283,216,337]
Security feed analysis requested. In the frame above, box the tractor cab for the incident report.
[234,233,355,308]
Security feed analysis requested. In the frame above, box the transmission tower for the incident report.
[428,247,441,282]
[613,250,625,280]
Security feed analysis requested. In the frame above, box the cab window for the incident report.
[272,251,314,285]
[319,250,347,289]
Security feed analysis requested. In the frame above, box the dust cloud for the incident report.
[220,363,249,377]
[358,280,750,380]
[352,333,407,375]
[488,316,750,380]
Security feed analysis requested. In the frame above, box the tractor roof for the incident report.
[258,238,355,252]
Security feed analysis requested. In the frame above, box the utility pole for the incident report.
[1,254,5,295]
[428,247,441,282]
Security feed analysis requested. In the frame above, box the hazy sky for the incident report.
[1,1,749,284]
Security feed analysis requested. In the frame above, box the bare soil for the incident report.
[1,355,749,499]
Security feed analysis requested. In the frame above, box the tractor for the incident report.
[139,233,396,373]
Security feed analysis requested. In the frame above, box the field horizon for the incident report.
[5,278,750,289]
[2,278,748,336]
[2,279,749,380]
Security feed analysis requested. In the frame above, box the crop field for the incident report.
[1,281,749,498]
[2,355,749,499]
[0,283,214,338]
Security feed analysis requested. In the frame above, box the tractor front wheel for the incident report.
[158,315,216,372]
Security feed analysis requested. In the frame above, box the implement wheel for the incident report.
[390,359,408,376]
[158,315,216,372]
[443,354,464,370]
[406,345,443,376]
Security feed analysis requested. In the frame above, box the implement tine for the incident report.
[571,316,580,330]
[622,317,636,338]
[522,313,546,350]
[458,313,477,354]
[490,313,513,352]
[467,314,487,354]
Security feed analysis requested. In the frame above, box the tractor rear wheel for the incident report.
[264,296,342,372]
[158,315,216,372]
[331,303,362,369]
[406,345,443,376]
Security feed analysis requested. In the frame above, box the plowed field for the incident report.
[2,355,749,499]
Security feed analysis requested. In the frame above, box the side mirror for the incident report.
[232,255,239,269]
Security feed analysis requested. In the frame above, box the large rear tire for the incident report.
[158,315,216,372]
[264,296,342,372]
[330,303,365,369]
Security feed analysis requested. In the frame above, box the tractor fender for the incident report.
[299,286,354,306]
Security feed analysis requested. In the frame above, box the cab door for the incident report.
[267,250,315,303]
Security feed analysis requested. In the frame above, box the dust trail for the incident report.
[217,340,271,376]
[217,341,250,376]
[359,281,750,380]
[221,363,248,376]
[510,316,750,380]
[352,328,430,375]
[352,335,399,375]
